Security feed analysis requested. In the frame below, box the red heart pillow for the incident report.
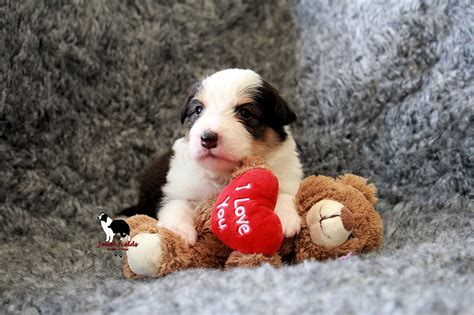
[210,168,283,255]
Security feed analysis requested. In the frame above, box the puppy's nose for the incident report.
[201,130,218,149]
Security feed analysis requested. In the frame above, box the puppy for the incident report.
[120,69,303,245]
[98,212,130,242]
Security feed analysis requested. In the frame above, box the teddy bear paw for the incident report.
[305,199,354,248]
[127,233,164,277]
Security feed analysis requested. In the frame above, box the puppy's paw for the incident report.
[158,222,197,245]
[275,194,301,238]
[276,208,301,238]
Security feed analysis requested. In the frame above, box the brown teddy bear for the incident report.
[123,157,383,279]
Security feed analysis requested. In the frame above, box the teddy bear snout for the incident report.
[305,199,354,248]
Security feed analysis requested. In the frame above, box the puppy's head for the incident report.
[98,212,108,222]
[180,69,296,173]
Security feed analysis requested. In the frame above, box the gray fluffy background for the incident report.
[1,0,473,314]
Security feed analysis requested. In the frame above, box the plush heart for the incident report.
[210,168,283,255]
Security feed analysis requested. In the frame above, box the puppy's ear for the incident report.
[180,81,201,124]
[260,80,297,126]
[179,95,193,125]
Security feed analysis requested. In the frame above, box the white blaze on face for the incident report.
[187,69,263,172]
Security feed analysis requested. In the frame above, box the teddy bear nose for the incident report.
[201,130,218,149]
[340,207,355,231]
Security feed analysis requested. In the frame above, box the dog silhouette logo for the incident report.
[97,212,137,258]
[97,212,130,242]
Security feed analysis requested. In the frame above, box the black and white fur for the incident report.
[98,212,130,242]
[119,69,303,245]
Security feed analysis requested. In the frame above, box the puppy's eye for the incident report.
[238,107,252,119]
[195,105,204,115]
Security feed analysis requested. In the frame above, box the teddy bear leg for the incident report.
[123,257,141,279]
[224,251,282,269]
[126,233,165,277]
[125,227,191,278]
[305,199,355,248]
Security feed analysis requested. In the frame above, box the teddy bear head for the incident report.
[294,174,383,261]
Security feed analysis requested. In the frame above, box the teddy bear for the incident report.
[122,157,383,279]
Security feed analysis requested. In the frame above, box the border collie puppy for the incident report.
[98,212,130,242]
[120,69,303,245]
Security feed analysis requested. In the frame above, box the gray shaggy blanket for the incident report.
[1,0,473,314]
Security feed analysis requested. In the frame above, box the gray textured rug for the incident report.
[1,0,473,314]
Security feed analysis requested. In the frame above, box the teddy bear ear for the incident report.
[336,174,378,205]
